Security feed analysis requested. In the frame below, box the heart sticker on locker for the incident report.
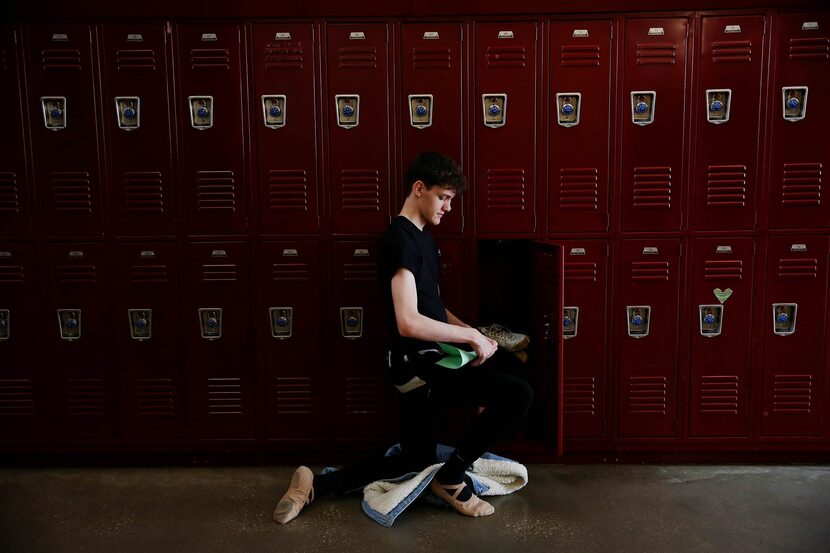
[713,288,733,304]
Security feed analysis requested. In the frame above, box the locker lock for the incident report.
[626,306,650,338]
[482,94,507,127]
[57,309,81,340]
[556,93,581,127]
[0,309,9,340]
[41,97,67,130]
[188,96,214,129]
[269,307,293,339]
[340,307,363,339]
[335,95,359,128]
[698,304,724,337]
[128,309,152,340]
[262,95,286,128]
[562,306,579,339]
[705,89,731,124]
[630,91,656,126]
[408,94,433,128]
[198,308,222,340]
[782,87,808,122]
[115,97,140,130]
[772,303,797,336]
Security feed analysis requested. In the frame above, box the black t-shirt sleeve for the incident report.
[385,228,421,279]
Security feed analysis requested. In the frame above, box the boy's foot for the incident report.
[477,324,530,352]
[274,466,315,524]
[429,479,495,517]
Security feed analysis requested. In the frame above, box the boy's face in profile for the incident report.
[414,182,456,226]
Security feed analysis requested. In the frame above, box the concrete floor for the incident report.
[1,464,829,553]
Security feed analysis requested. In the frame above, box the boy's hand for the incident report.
[470,333,498,366]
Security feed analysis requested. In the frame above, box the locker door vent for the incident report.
[272,262,311,281]
[485,47,527,68]
[340,169,380,212]
[0,379,34,417]
[51,171,93,213]
[207,378,243,415]
[706,165,747,208]
[275,377,313,415]
[337,47,378,69]
[115,49,157,71]
[564,376,596,415]
[631,261,670,281]
[190,48,230,70]
[559,168,599,211]
[67,378,105,416]
[635,42,677,65]
[345,377,382,415]
[201,263,238,282]
[564,261,598,283]
[124,171,165,214]
[781,163,822,207]
[264,46,303,69]
[485,169,526,211]
[129,264,168,284]
[772,374,812,414]
[196,170,237,211]
[41,48,82,70]
[560,44,600,67]
[343,262,376,282]
[632,166,672,209]
[788,37,830,61]
[0,173,17,214]
[268,169,308,211]
[777,258,818,279]
[700,375,739,415]
[0,263,24,284]
[58,264,97,284]
[411,47,451,69]
[712,40,752,63]
[137,378,175,417]
[628,376,667,415]
[704,260,744,280]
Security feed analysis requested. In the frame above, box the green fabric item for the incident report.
[435,342,478,369]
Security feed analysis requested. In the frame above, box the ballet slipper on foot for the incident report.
[429,479,495,517]
[273,466,315,524]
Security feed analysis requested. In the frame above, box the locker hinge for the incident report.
[535,26,538,41]
[312,26,315,42]
[386,26,389,42]
[461,26,464,42]
[610,24,613,40]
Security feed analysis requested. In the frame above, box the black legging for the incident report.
[314,349,533,496]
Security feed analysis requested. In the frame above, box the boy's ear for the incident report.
[412,180,425,197]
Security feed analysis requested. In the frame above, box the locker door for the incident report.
[114,242,184,440]
[252,24,321,235]
[400,22,465,236]
[689,237,755,438]
[101,24,176,237]
[768,14,830,230]
[42,243,114,440]
[25,25,103,237]
[618,239,682,438]
[693,15,766,231]
[548,21,612,234]
[0,244,42,441]
[176,24,248,235]
[561,240,609,439]
[435,239,466,321]
[475,22,539,235]
[0,26,31,237]
[327,24,391,235]
[620,18,689,233]
[761,236,828,438]
[258,241,324,440]
[183,242,254,439]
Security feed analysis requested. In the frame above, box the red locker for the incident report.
[620,18,690,233]
[25,25,103,237]
[474,22,539,235]
[693,15,766,230]
[183,242,254,439]
[548,20,613,234]
[327,24,392,235]
[688,237,755,438]
[257,241,324,440]
[41,243,114,440]
[101,24,176,237]
[618,239,682,438]
[251,24,321,235]
[761,236,828,438]
[768,14,830,230]
[176,24,248,235]
[435,239,466,322]
[0,26,31,237]
[560,240,609,439]
[113,242,185,440]
[400,22,465,236]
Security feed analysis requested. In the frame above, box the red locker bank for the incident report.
[1,0,828,461]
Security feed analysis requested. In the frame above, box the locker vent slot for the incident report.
[41,48,82,70]
[712,40,752,63]
[125,171,165,214]
[137,378,175,417]
[196,171,237,211]
[264,46,304,69]
[631,261,670,281]
[343,262,376,281]
[628,376,667,415]
[115,49,157,70]
[58,264,97,284]
[560,44,600,66]
[51,171,93,213]
[781,163,822,206]
[633,166,672,209]
[268,169,308,211]
[67,379,105,416]
[706,165,747,208]
[564,261,598,283]
[346,377,382,415]
[704,260,744,280]
[788,37,830,61]
[190,48,230,70]
[340,169,380,211]
[129,264,168,283]
[564,376,596,415]
[0,379,34,417]
[207,378,243,415]
[276,377,313,415]
[635,42,677,65]
[337,47,378,69]
[0,172,20,213]
[0,264,25,284]
[486,169,526,211]
[559,168,599,211]
[411,47,452,69]
[201,263,238,282]
[485,46,527,68]
[777,257,818,279]
[772,375,812,414]
[700,375,739,415]
[272,262,311,281]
